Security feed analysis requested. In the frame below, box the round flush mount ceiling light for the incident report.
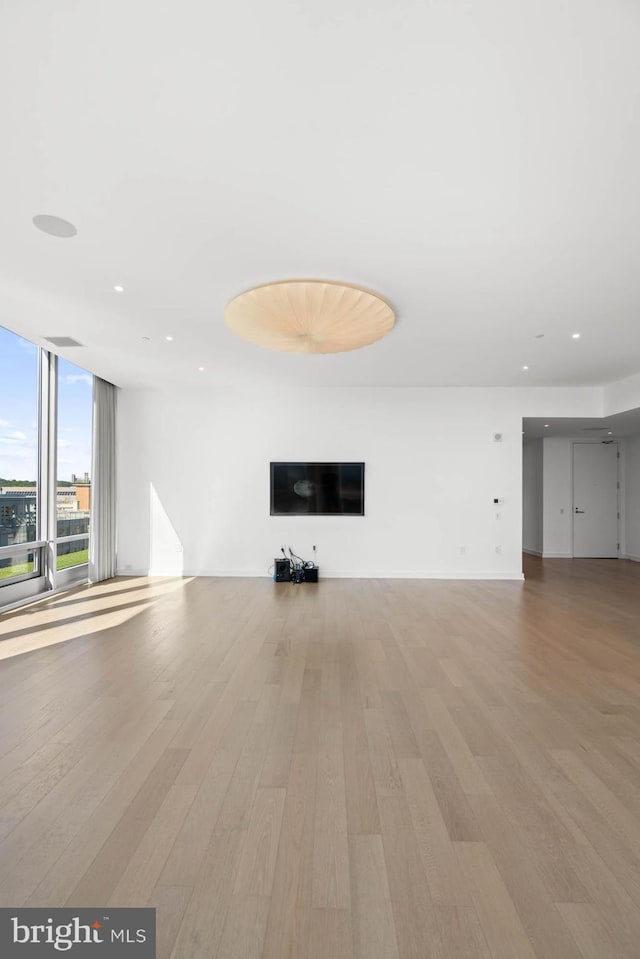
[32,214,77,238]
[224,280,395,354]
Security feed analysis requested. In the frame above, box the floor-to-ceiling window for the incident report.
[56,358,93,582]
[0,326,93,605]
[0,327,42,600]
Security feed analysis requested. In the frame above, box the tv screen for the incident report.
[270,462,365,516]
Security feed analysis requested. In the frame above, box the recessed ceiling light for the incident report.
[572,333,581,339]
[113,285,124,293]
[522,365,529,371]
[32,214,77,238]
[607,431,612,435]
[198,366,205,371]
[544,424,550,428]
[165,336,173,342]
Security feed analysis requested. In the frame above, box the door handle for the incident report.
[575,507,585,514]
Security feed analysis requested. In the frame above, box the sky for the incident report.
[0,325,93,482]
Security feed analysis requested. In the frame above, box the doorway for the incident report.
[522,416,631,567]
[572,442,619,557]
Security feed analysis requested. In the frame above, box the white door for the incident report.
[572,443,618,557]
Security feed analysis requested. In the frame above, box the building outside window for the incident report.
[56,358,93,570]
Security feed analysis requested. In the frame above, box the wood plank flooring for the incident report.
[1,557,640,957]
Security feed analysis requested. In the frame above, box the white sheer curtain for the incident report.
[89,377,117,582]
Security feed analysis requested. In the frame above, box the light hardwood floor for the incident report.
[1,557,640,958]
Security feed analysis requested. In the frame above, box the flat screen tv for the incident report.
[270,462,365,516]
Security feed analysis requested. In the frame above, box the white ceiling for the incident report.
[523,407,640,438]
[1,0,640,390]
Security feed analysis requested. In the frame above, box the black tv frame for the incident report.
[270,462,365,517]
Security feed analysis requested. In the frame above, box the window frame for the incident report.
[0,336,92,607]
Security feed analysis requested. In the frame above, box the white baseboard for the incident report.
[117,568,271,578]
[319,570,525,580]
[620,554,640,563]
[542,552,573,559]
[117,568,525,582]
[523,548,543,557]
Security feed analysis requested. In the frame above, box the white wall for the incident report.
[116,385,602,580]
[624,437,640,561]
[522,439,543,554]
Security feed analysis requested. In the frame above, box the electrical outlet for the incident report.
[495,545,502,555]
[459,546,466,555]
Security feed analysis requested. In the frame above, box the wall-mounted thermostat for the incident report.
[493,433,503,442]
[493,497,504,505]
